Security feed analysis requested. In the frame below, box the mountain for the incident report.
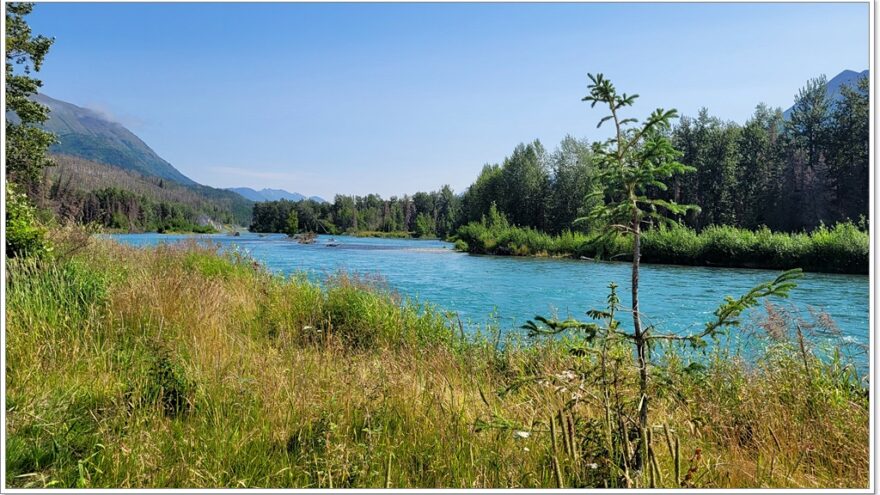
[228,187,310,202]
[18,94,198,185]
[783,69,868,118]
[13,93,255,227]
[309,196,328,204]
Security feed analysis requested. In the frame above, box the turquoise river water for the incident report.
[110,232,870,356]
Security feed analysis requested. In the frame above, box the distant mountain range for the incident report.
[783,69,868,118]
[227,187,327,203]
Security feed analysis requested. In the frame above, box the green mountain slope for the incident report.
[28,93,197,185]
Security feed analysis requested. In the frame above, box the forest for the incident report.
[249,73,869,272]
[33,155,252,232]
[249,186,459,238]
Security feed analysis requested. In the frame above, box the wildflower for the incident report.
[514,430,531,439]
[555,370,577,381]
[589,463,598,470]
[523,447,530,452]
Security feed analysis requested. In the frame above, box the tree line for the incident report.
[251,73,868,239]
[249,186,460,238]
[460,74,868,235]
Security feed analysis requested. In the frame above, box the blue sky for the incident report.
[28,2,869,199]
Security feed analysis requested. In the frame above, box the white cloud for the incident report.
[83,101,147,130]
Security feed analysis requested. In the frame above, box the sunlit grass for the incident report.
[5,235,868,488]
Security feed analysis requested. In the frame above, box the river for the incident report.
[110,232,870,360]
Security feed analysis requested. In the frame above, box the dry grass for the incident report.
[5,237,869,488]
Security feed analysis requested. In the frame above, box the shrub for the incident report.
[6,182,52,259]
[454,220,868,273]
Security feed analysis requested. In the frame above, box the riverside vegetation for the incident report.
[455,207,869,274]
[5,235,869,488]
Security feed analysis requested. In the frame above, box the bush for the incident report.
[454,220,868,273]
[6,182,52,259]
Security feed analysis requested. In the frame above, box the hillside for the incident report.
[44,155,253,230]
[23,94,198,185]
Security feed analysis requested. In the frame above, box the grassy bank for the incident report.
[455,221,869,274]
[5,236,868,488]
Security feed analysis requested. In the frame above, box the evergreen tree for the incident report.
[5,2,55,187]
[827,76,869,222]
[580,73,697,460]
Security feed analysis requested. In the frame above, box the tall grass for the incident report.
[455,221,868,274]
[5,235,868,488]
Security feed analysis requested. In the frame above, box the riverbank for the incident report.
[454,221,869,274]
[342,230,440,240]
[5,234,867,488]
[351,230,416,239]
[100,225,222,235]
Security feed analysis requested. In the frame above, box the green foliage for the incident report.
[250,187,460,239]
[63,186,218,233]
[456,220,867,274]
[251,198,335,234]
[5,2,56,185]
[5,182,52,258]
[648,269,803,348]
[827,75,869,221]
[143,344,196,417]
[285,210,299,236]
[414,212,434,238]
[6,256,108,334]
[521,270,805,484]
[579,72,699,242]
[320,275,453,349]
[788,75,830,171]
[182,249,252,280]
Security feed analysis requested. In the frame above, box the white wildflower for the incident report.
[555,370,577,381]
[589,463,598,470]
[513,430,531,439]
